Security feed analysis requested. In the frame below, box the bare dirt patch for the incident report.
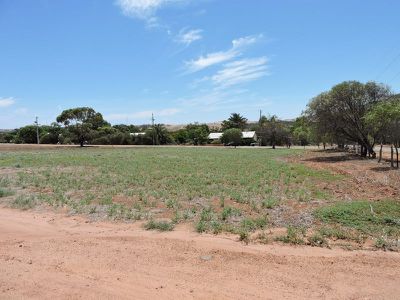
[288,150,400,201]
[1,207,400,300]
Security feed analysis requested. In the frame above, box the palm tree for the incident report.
[221,113,248,130]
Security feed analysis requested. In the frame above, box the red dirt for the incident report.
[1,207,400,299]
[289,151,400,201]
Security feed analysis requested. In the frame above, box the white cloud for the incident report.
[176,28,203,46]
[211,57,269,88]
[185,34,263,72]
[107,108,180,121]
[115,0,186,26]
[0,97,15,107]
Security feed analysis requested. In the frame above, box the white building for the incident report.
[208,131,257,141]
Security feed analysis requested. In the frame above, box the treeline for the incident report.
[1,81,399,161]
[0,109,313,147]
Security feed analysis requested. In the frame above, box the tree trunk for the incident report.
[323,143,326,150]
[378,143,383,163]
[391,146,394,168]
[396,146,399,169]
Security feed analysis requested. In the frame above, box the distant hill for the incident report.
[163,119,295,132]
[0,129,14,133]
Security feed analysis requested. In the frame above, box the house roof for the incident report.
[208,132,223,139]
[208,131,256,139]
[242,131,256,138]
[130,132,146,136]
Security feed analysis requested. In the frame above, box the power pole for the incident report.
[34,116,40,144]
[151,113,155,146]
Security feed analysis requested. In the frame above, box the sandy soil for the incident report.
[1,207,400,300]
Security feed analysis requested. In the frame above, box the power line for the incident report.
[375,51,400,81]
[388,70,400,86]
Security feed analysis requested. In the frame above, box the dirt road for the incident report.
[1,208,399,299]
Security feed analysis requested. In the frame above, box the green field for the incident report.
[1,147,399,249]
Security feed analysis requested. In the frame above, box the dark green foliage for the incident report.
[220,128,242,146]
[221,113,248,130]
[185,123,210,145]
[56,107,109,146]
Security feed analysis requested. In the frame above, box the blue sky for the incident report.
[1,0,400,128]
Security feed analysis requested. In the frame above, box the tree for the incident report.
[172,129,189,144]
[152,124,171,145]
[306,81,392,157]
[56,107,108,147]
[39,123,64,144]
[221,113,248,130]
[15,125,40,144]
[221,128,242,147]
[365,95,400,166]
[291,116,311,147]
[185,123,210,145]
[257,115,288,148]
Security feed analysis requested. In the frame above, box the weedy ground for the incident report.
[0,146,399,250]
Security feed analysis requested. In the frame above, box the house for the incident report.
[208,131,257,142]
[208,132,223,140]
[130,132,146,137]
[242,131,257,141]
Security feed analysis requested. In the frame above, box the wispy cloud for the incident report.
[211,57,269,88]
[107,108,180,121]
[115,0,186,27]
[184,34,263,73]
[176,28,203,46]
[0,97,15,107]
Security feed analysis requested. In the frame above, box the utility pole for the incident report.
[151,113,155,146]
[34,116,40,144]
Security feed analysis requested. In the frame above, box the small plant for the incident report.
[308,233,328,247]
[221,206,241,221]
[262,198,279,209]
[195,220,207,233]
[255,231,269,244]
[375,236,389,250]
[241,217,268,231]
[166,199,179,209]
[12,194,36,210]
[144,219,174,231]
[276,226,306,245]
[239,229,250,244]
[0,188,14,198]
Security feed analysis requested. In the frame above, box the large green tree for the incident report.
[306,81,392,157]
[185,123,210,145]
[56,107,108,147]
[221,128,242,147]
[221,113,248,130]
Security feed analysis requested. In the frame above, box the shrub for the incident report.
[220,128,242,147]
[12,195,36,210]
[0,188,14,198]
[276,226,306,244]
[144,219,174,231]
[308,233,328,247]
